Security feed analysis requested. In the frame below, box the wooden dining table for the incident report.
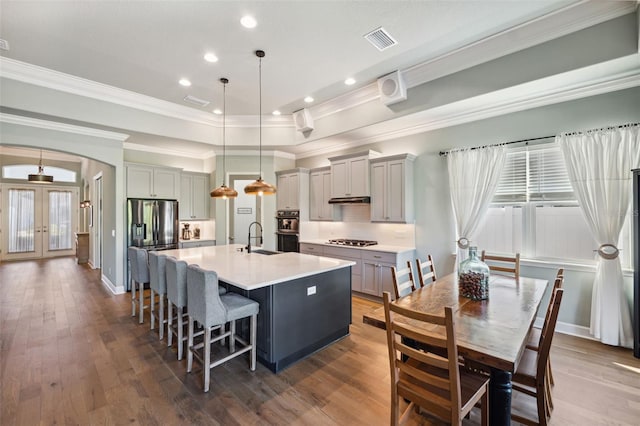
[363,273,549,426]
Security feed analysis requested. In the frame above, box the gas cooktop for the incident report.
[327,239,378,247]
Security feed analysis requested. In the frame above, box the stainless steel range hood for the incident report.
[328,196,371,205]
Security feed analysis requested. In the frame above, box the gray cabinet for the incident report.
[329,151,379,198]
[180,172,209,220]
[370,154,415,223]
[276,168,309,211]
[126,163,180,199]
[179,239,216,249]
[309,167,337,221]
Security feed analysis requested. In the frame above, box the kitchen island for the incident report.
[159,244,354,372]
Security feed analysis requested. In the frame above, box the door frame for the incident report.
[228,174,263,246]
[92,172,103,269]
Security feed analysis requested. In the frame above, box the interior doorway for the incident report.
[228,175,261,247]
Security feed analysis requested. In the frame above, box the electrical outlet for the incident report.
[307,286,316,296]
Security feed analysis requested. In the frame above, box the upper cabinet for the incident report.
[180,172,210,220]
[329,151,380,198]
[276,168,309,211]
[309,167,338,221]
[126,163,180,199]
[370,154,415,223]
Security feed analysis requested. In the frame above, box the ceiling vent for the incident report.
[363,27,397,51]
[0,39,10,51]
[183,95,210,107]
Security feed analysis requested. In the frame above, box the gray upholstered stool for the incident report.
[165,256,192,360]
[128,246,150,324]
[186,264,259,392]
[148,251,168,340]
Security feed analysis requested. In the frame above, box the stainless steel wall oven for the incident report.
[276,210,299,252]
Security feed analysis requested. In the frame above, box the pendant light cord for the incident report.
[222,80,227,185]
[259,54,262,180]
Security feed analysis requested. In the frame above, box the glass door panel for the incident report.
[44,189,75,257]
[4,187,42,259]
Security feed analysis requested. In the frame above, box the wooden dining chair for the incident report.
[511,288,564,426]
[382,292,489,425]
[414,255,437,288]
[391,265,417,299]
[481,250,520,280]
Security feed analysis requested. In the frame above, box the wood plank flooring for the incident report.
[1,257,639,425]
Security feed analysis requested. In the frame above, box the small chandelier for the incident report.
[28,150,54,184]
[210,77,238,199]
[244,50,276,196]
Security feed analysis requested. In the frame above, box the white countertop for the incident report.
[299,239,415,254]
[159,244,355,291]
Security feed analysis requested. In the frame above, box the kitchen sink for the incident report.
[252,249,281,255]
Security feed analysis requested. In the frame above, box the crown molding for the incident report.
[123,142,215,159]
[295,58,640,159]
[0,112,130,141]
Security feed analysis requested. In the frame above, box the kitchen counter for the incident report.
[161,244,354,290]
[158,244,354,372]
[299,239,415,254]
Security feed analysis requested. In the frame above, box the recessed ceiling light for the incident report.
[345,77,356,86]
[179,78,191,87]
[240,15,257,29]
[304,96,314,103]
[272,110,281,116]
[204,53,218,63]
[213,109,222,115]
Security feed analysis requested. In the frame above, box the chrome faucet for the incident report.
[246,221,263,253]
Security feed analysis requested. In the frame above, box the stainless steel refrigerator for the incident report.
[127,198,179,290]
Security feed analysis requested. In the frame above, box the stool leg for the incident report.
[138,286,144,324]
[204,326,211,392]
[177,306,184,360]
[229,320,236,353]
[159,295,164,340]
[131,279,136,316]
[250,314,257,371]
[150,290,156,330]
[167,303,173,347]
[187,317,194,373]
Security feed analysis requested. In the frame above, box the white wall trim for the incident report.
[101,273,125,295]
[0,113,130,141]
[123,141,216,159]
[533,317,597,342]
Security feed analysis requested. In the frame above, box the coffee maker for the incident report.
[181,223,192,240]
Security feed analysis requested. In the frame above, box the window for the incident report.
[474,143,632,268]
[2,164,77,183]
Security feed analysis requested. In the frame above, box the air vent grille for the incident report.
[183,95,210,107]
[363,27,397,51]
[0,39,10,51]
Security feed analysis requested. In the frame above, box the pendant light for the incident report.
[210,77,238,199]
[28,150,53,183]
[244,50,276,196]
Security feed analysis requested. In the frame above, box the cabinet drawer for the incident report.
[361,250,397,265]
[323,245,361,259]
[299,243,324,255]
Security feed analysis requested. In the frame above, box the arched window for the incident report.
[2,165,77,183]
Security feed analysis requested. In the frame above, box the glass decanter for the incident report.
[458,246,490,300]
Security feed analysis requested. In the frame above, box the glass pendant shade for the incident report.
[244,50,276,196]
[211,77,238,199]
[28,151,53,183]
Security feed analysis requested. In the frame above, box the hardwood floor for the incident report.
[1,257,639,425]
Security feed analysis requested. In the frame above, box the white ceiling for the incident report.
[0,1,638,160]
[1,1,575,116]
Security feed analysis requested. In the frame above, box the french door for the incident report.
[1,184,78,260]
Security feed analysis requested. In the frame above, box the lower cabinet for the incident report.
[179,239,216,249]
[300,242,414,297]
[75,232,89,264]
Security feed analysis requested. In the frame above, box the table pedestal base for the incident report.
[490,368,512,426]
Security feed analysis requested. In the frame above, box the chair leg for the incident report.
[159,295,164,340]
[150,290,156,330]
[250,314,257,371]
[187,317,194,373]
[204,326,211,392]
[167,303,173,347]
[537,383,548,426]
[131,279,136,316]
[177,306,184,360]
[481,389,489,426]
[548,357,555,386]
[138,286,145,324]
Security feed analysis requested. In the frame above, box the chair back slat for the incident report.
[415,255,437,288]
[392,266,416,299]
[537,288,564,378]
[481,250,520,280]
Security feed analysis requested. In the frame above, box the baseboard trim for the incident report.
[533,317,596,341]
[102,274,125,295]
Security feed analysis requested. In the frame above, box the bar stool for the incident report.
[148,251,168,340]
[128,246,150,324]
[186,264,259,392]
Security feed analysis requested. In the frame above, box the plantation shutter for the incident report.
[493,151,526,202]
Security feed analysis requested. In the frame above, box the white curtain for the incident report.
[8,189,35,253]
[447,145,507,263]
[48,191,73,250]
[557,125,640,347]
